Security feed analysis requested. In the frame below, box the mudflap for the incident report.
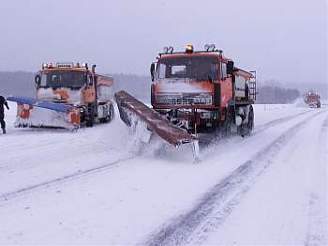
[191,140,200,162]
[115,90,200,161]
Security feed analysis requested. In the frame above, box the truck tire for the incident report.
[86,117,94,127]
[247,105,254,132]
[241,105,254,137]
[221,108,233,137]
[100,114,111,123]
[86,104,95,127]
[100,103,114,123]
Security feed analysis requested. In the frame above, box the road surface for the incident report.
[0,102,326,245]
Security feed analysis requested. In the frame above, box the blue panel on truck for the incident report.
[7,96,74,113]
[7,96,38,105]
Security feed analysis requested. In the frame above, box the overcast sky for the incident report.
[0,0,326,84]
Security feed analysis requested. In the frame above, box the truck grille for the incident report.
[155,94,213,105]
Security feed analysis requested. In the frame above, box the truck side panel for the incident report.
[220,78,233,107]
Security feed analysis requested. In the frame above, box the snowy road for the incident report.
[201,110,328,245]
[0,102,327,245]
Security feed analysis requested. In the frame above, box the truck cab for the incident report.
[32,62,114,127]
[150,44,256,135]
[35,63,99,104]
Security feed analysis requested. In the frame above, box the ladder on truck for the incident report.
[249,70,257,101]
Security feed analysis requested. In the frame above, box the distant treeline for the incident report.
[0,72,35,97]
[0,71,318,104]
[256,85,300,104]
[109,73,151,102]
[0,71,151,101]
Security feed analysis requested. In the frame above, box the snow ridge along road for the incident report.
[0,105,311,203]
[304,115,328,246]
[144,110,327,246]
[253,109,311,134]
[0,156,134,204]
[0,103,326,244]
[0,106,313,204]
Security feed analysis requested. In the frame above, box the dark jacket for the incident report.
[0,96,9,118]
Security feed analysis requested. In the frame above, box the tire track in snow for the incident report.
[144,110,327,246]
[0,109,320,203]
[0,155,135,204]
[253,109,312,134]
[304,115,328,246]
[200,109,313,146]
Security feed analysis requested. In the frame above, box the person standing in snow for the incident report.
[0,95,9,134]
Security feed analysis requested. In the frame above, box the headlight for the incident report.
[193,95,212,105]
[156,94,212,105]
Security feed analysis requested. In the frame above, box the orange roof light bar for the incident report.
[185,44,194,53]
[41,62,89,70]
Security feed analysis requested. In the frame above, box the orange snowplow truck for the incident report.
[115,44,256,159]
[8,62,114,129]
[304,91,321,108]
[149,44,256,136]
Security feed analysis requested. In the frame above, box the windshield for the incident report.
[156,56,219,81]
[40,71,87,88]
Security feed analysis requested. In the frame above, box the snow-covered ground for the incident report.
[0,102,327,245]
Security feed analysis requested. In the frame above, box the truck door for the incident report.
[220,62,233,107]
[83,73,96,104]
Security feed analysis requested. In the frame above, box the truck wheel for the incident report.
[247,106,254,132]
[86,117,94,127]
[239,105,254,137]
[100,115,111,123]
[100,104,114,124]
[241,105,254,137]
[86,103,95,127]
[221,109,233,137]
[109,103,114,121]
[221,120,231,137]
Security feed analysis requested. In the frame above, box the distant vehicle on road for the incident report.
[304,90,321,108]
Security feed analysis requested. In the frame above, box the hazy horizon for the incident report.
[0,0,327,85]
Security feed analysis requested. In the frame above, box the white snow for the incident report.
[158,80,210,93]
[199,110,328,245]
[14,106,75,129]
[0,101,327,245]
[37,87,83,104]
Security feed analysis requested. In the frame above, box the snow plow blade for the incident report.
[7,96,80,130]
[115,91,199,159]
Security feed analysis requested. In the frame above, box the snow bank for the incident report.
[0,101,325,244]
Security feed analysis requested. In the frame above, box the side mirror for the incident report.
[227,61,234,75]
[87,75,93,86]
[92,64,96,73]
[35,75,41,87]
[150,63,155,81]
